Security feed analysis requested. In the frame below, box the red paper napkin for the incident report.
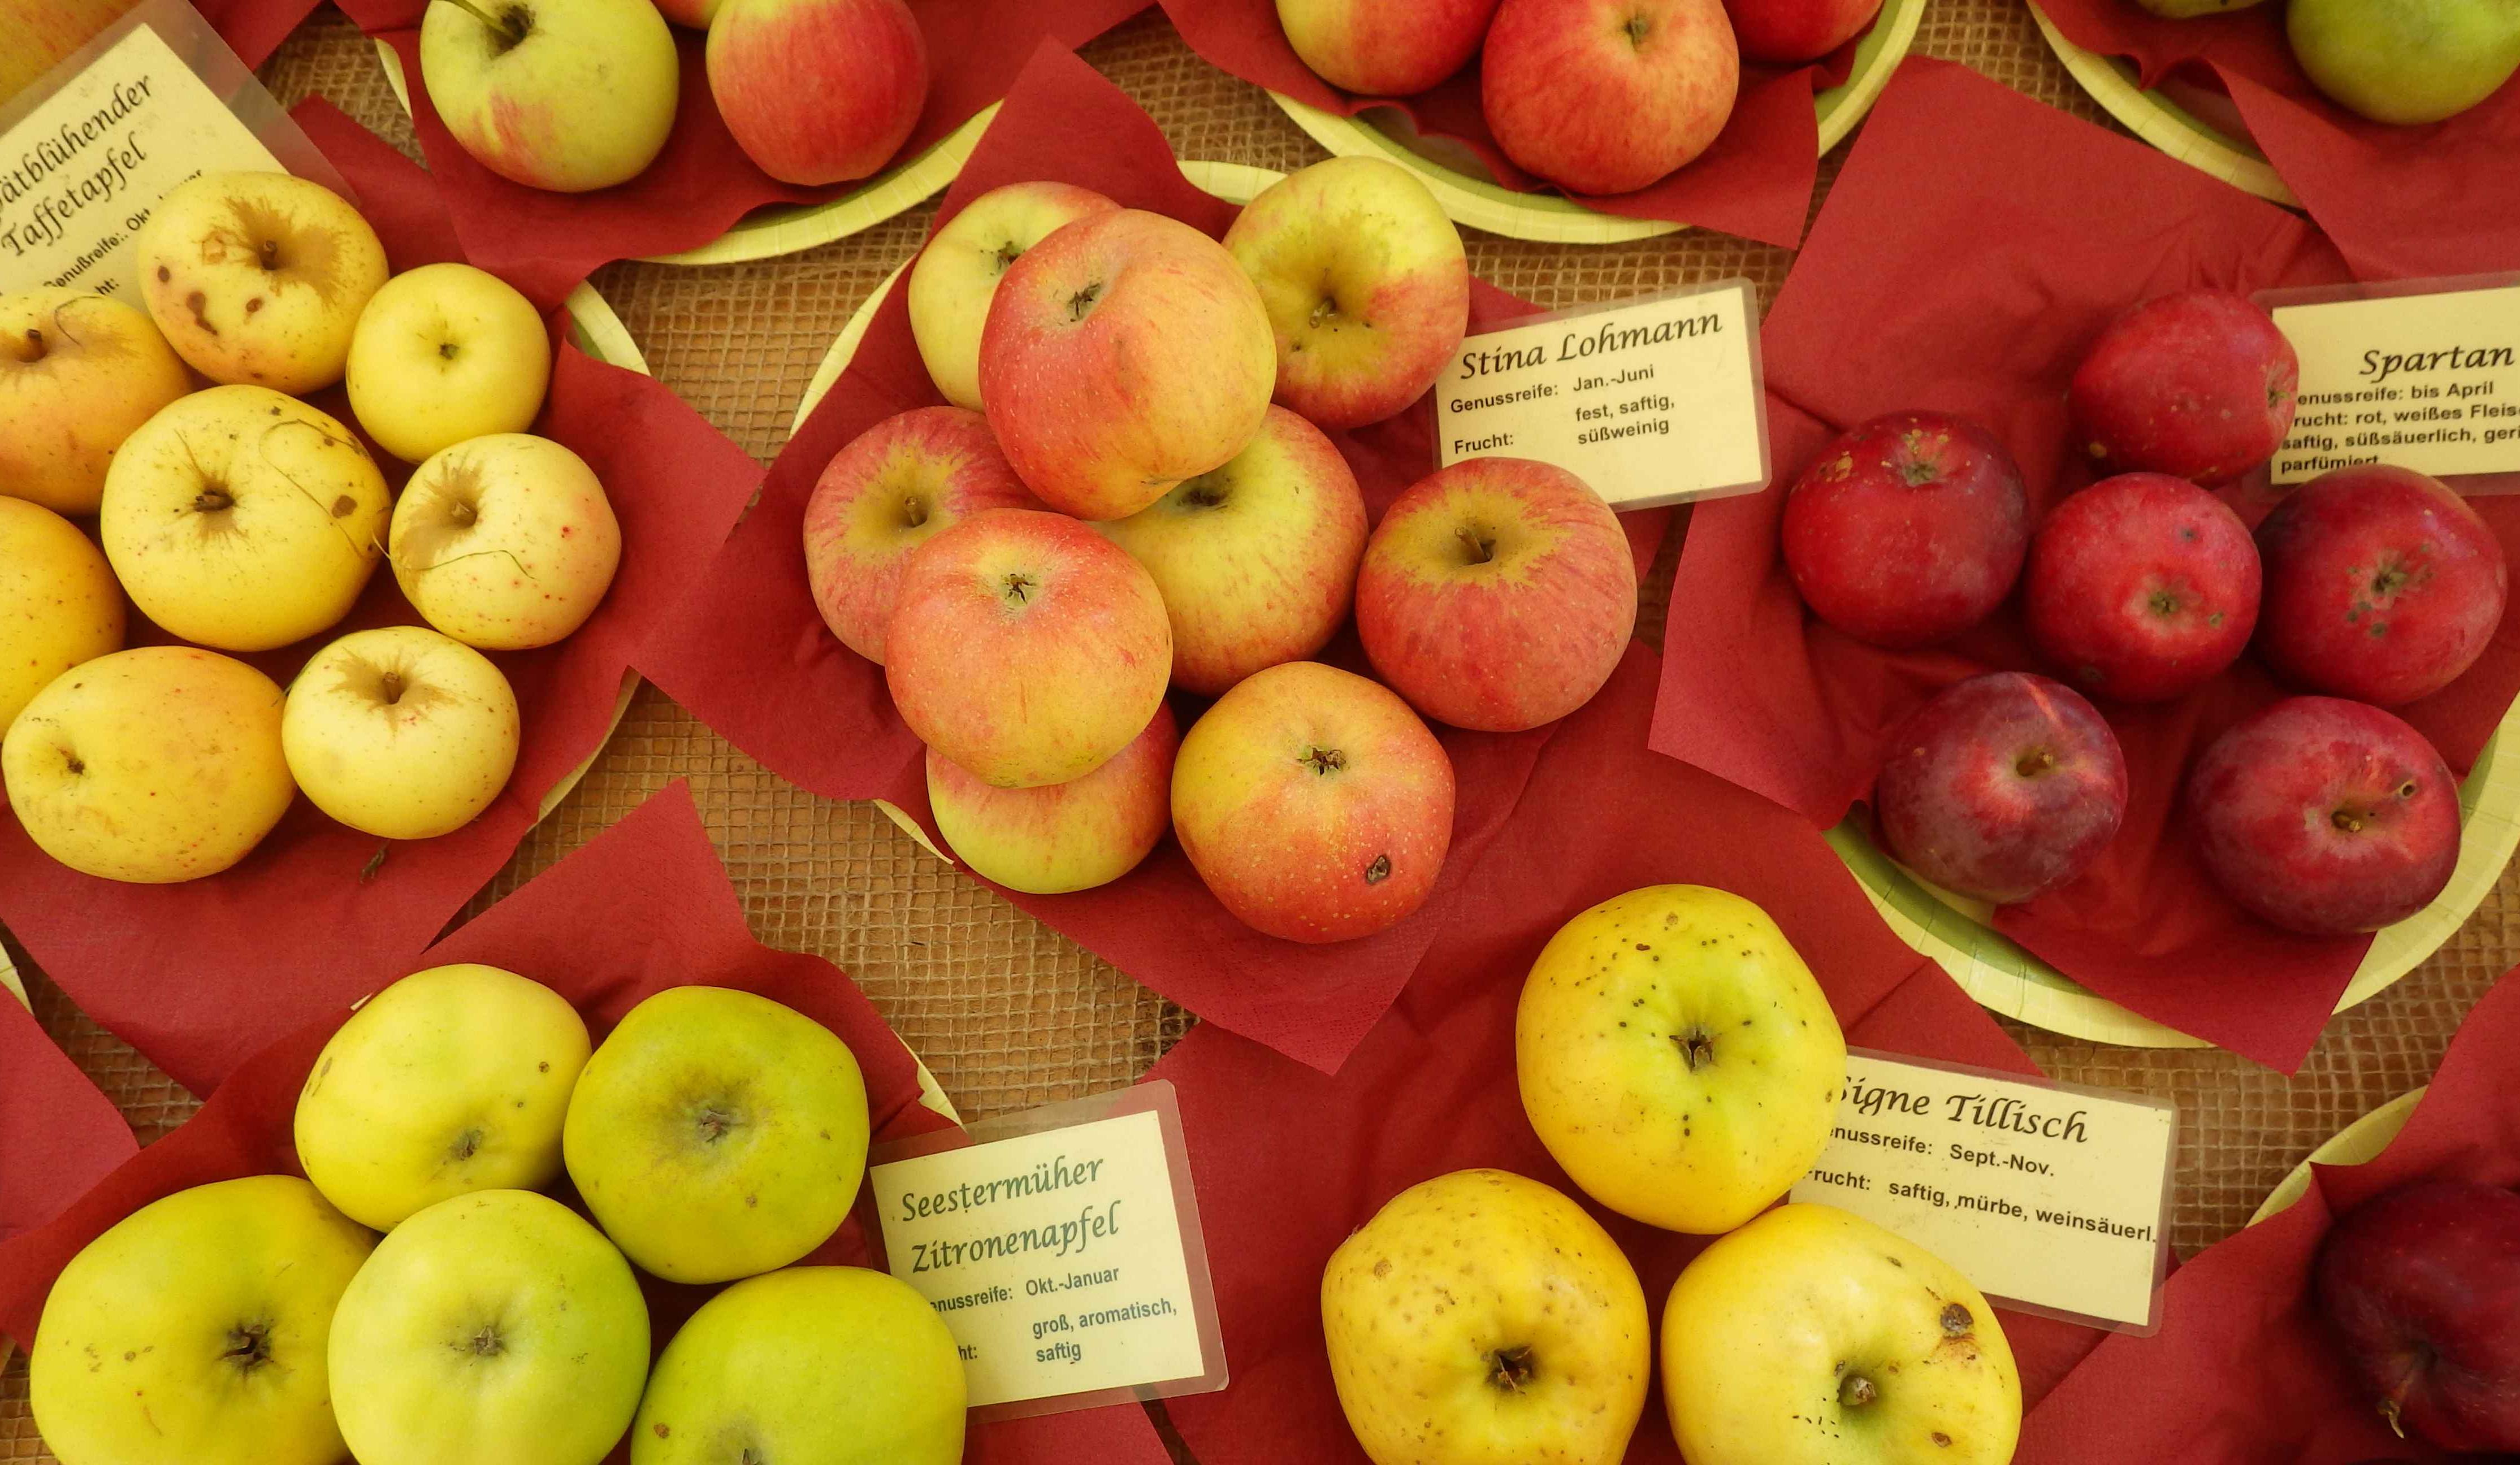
[635,42,1672,1077]
[1158,0,1855,246]
[0,997,136,1244]
[0,99,764,1096]
[193,0,318,70]
[1648,59,2520,1072]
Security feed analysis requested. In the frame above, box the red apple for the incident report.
[1481,0,1741,196]
[2256,464,2509,707]
[1722,0,1883,61]
[2186,696,2459,935]
[2068,288,2300,486]
[2024,471,2262,702]
[1171,661,1455,943]
[1780,410,2031,650]
[927,704,1178,895]
[1873,672,2128,905]
[1356,458,1636,732]
[2317,1179,2520,1451]
[1276,0,1503,94]
[707,0,929,187]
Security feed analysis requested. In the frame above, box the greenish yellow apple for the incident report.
[0,497,123,733]
[928,701,1177,894]
[1516,883,1846,1234]
[631,1265,967,1465]
[421,0,681,193]
[564,985,872,1283]
[390,432,623,650]
[1661,1203,2023,1465]
[2288,0,2520,124]
[0,288,192,515]
[328,1189,650,1465]
[907,181,1119,409]
[282,625,521,840]
[347,263,554,464]
[30,1175,378,1465]
[295,963,592,1231]
[3,646,295,882]
[1322,1168,1649,1465]
[134,172,388,395]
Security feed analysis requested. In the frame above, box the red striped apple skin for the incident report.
[1481,0,1740,196]
[1275,0,1501,95]
[708,0,929,187]
[928,703,1178,895]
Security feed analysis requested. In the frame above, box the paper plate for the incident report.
[1263,0,1924,244]
[2025,2,2297,206]
[2250,1087,2424,1225]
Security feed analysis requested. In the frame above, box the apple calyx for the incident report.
[1363,853,1391,885]
[192,485,236,515]
[1673,1030,1716,1072]
[448,1125,483,1160]
[1176,473,1230,512]
[1486,1344,1536,1393]
[999,571,1037,606]
[1620,11,1653,48]
[1838,1371,1878,1408]
[462,1322,508,1359]
[220,1319,276,1373]
[991,240,1024,275]
[1301,745,1347,776]
[2014,747,2058,779]
[435,0,533,52]
[1066,283,1105,324]
[695,1104,743,1143]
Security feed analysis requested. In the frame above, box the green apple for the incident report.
[31,1176,378,1465]
[420,0,680,192]
[2288,0,2520,124]
[632,1266,967,1465]
[328,1189,650,1465]
[564,985,872,1283]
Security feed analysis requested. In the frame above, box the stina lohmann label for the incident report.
[2271,283,2520,483]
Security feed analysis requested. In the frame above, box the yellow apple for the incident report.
[1323,1168,1649,1465]
[0,498,123,733]
[2,646,295,883]
[295,963,592,1232]
[1517,883,1845,1234]
[282,625,521,840]
[1661,1204,2023,1465]
[30,1175,378,1465]
[421,0,681,193]
[0,0,141,107]
[0,288,192,514]
[391,432,622,650]
[134,172,388,395]
[347,263,554,464]
[907,180,1119,409]
[927,701,1177,894]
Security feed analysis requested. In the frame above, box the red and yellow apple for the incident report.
[1276,0,1503,94]
[908,181,1119,410]
[419,0,681,193]
[0,498,123,732]
[928,703,1177,894]
[1482,0,1740,196]
[134,172,388,395]
[0,288,191,515]
[708,0,929,187]
[1722,0,1883,62]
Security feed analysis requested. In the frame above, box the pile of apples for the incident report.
[1781,286,2507,938]
[808,156,1641,943]
[1,169,623,885]
[2132,0,2520,128]
[27,963,965,1465]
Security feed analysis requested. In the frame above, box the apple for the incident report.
[2289,0,2520,125]
[29,1176,377,1465]
[1482,0,1740,196]
[421,0,680,193]
[2,646,295,883]
[1322,1169,1649,1465]
[1723,0,1884,61]
[1171,660,1455,942]
[2255,463,2508,708]
[1095,405,1368,696]
[1518,884,1847,1234]
[346,262,553,465]
[2186,696,2459,935]
[708,0,929,187]
[1873,671,2128,905]
[1223,156,1470,430]
[928,702,1177,895]
[801,405,1040,664]
[0,288,191,515]
[1780,409,2030,651]
[390,431,623,651]
[0,497,123,732]
[1662,1204,2023,1464]
[907,181,1119,410]
[886,507,1173,788]
[133,172,388,395]
[2024,471,2262,702]
[328,1189,650,1465]
[632,1267,966,1465]
[2317,1178,2520,1451]
[0,0,138,106]
[564,985,871,1284]
[980,208,1277,521]
[2069,288,2299,487]
[1357,457,1635,731]
[652,0,721,24]
[282,625,521,841]
[1276,0,1502,94]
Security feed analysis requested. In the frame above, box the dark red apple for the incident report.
[2257,464,2509,708]
[1722,0,1884,62]
[1873,672,2129,904]
[2186,696,2459,935]
[2025,471,2262,703]
[2317,1179,2520,1451]
[2068,288,2300,486]
[1780,410,2031,649]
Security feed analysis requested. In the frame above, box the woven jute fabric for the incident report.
[3,6,2507,1458]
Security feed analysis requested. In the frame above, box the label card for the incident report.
[870,1082,1226,1420]
[1433,280,1770,510]
[1789,1050,2175,1333]
[2262,274,2520,486]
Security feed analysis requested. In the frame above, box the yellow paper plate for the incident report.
[1264,0,1924,244]
[2025,1,2297,207]
[2250,1088,2424,1224]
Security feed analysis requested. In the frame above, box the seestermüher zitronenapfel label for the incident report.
[2268,280,2520,484]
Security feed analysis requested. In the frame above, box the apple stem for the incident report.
[2014,748,2055,779]
[432,0,526,47]
[1456,526,1497,565]
[2332,807,2366,834]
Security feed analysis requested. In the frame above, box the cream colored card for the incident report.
[1434,281,1770,509]
[2270,280,2520,484]
[1789,1051,2175,1332]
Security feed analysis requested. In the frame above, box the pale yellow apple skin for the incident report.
[329,1189,651,1465]
[347,263,554,464]
[295,963,591,1232]
[908,181,1120,409]
[633,1266,966,1465]
[928,701,1177,893]
[282,625,521,840]
[101,385,391,652]
[1516,884,1845,1234]
[135,172,388,395]
[421,0,681,193]
[0,497,123,733]
[1661,1204,2023,1465]
[0,288,193,514]
[30,1176,378,1465]
[392,431,622,650]
[1323,1168,1649,1465]
[564,985,872,1284]
[2,646,295,883]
